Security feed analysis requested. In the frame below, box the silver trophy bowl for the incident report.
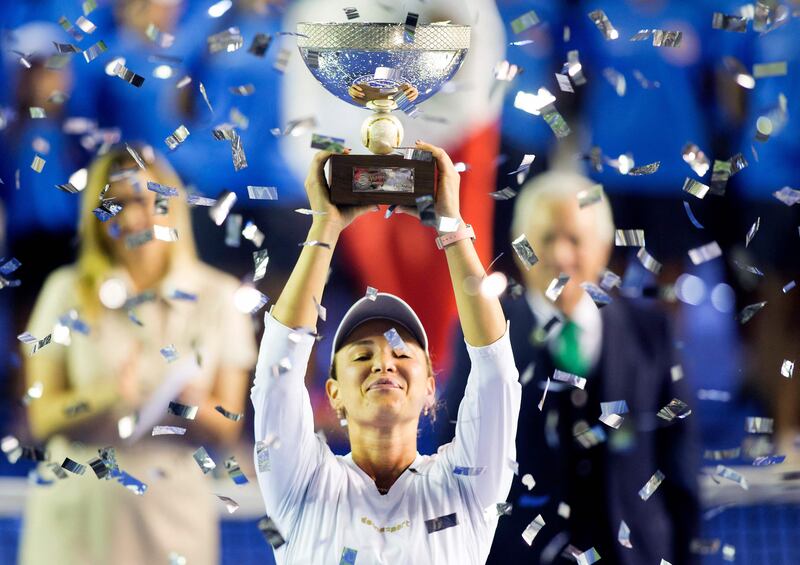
[297,22,470,154]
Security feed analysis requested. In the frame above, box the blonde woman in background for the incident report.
[19,144,257,565]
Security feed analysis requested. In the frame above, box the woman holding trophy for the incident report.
[251,140,521,564]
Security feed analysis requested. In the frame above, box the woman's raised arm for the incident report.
[414,141,506,348]
[272,149,375,329]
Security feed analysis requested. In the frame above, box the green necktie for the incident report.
[553,320,589,377]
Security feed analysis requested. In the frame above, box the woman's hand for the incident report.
[305,150,378,235]
[398,83,419,102]
[397,141,462,225]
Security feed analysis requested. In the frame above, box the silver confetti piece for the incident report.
[729,153,748,175]
[521,515,545,546]
[511,10,540,34]
[384,327,410,356]
[553,369,586,390]
[253,250,269,282]
[745,217,760,247]
[688,241,722,265]
[229,84,255,96]
[343,7,359,20]
[712,13,747,32]
[683,178,709,199]
[113,61,145,87]
[753,61,787,78]
[601,400,629,416]
[145,23,174,48]
[242,221,265,247]
[781,359,794,378]
[224,456,248,484]
[258,516,286,549]
[29,107,46,118]
[537,377,550,411]
[192,447,216,474]
[588,9,619,40]
[147,181,178,197]
[489,187,518,201]
[581,282,612,306]
[208,27,243,54]
[215,405,243,422]
[541,103,571,138]
[62,457,86,475]
[59,15,84,41]
[425,512,458,534]
[209,191,237,225]
[165,125,190,150]
[722,544,736,561]
[745,416,773,433]
[509,154,536,176]
[716,465,748,489]
[521,473,536,490]
[577,185,604,208]
[82,40,107,63]
[299,240,331,249]
[230,132,248,171]
[556,73,574,93]
[710,159,732,195]
[247,186,277,200]
[637,248,662,274]
[629,29,653,41]
[782,281,796,293]
[167,401,198,420]
[248,33,272,57]
[603,67,626,96]
[75,15,96,34]
[160,344,178,362]
[652,30,682,47]
[153,225,178,242]
[657,398,692,421]
[752,455,785,466]
[683,202,704,228]
[215,494,240,514]
[437,216,461,233]
[365,286,378,301]
[294,208,327,216]
[453,466,486,476]
[600,413,624,429]
[638,469,665,500]
[225,214,242,247]
[152,425,186,436]
[615,229,645,247]
[512,234,539,270]
[564,50,586,86]
[772,187,800,206]
[576,547,602,565]
[31,155,46,173]
[704,448,740,460]
[545,274,570,301]
[340,547,358,565]
[273,47,292,73]
[125,144,147,169]
[403,12,419,43]
[628,161,660,175]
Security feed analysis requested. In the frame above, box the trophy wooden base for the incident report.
[327,154,437,206]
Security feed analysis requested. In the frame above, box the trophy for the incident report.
[297,21,470,206]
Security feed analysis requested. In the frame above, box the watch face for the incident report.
[352,166,414,193]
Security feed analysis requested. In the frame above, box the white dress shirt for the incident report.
[525,290,603,372]
[251,313,521,565]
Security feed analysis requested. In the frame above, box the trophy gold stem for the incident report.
[361,100,404,155]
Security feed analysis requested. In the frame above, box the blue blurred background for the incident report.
[1,1,800,563]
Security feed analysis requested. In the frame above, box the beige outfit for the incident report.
[19,262,257,565]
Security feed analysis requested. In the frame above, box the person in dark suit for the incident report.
[439,170,699,564]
